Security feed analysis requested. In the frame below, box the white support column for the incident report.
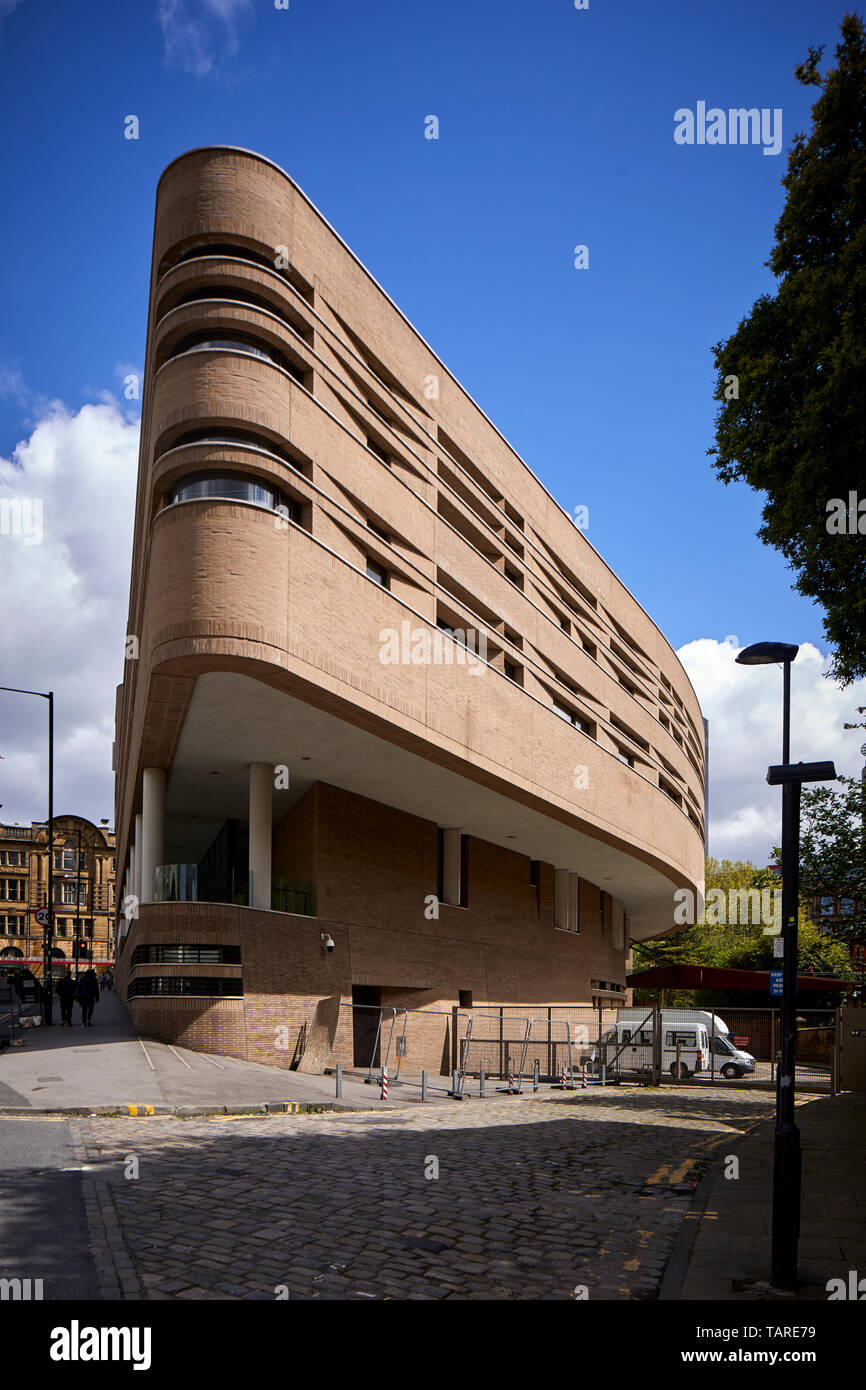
[568,872,580,933]
[133,812,143,903]
[442,828,462,906]
[140,768,166,906]
[249,763,273,910]
[554,869,569,930]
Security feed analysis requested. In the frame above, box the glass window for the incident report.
[171,475,276,509]
[841,898,854,915]
[366,557,388,588]
[179,337,273,362]
[820,896,835,916]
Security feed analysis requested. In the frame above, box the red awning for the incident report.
[626,964,852,992]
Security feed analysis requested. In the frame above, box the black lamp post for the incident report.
[735,643,836,1288]
[0,686,54,1025]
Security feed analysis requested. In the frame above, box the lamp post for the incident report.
[735,643,837,1288]
[0,687,54,1025]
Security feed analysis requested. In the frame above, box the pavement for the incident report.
[661,1088,866,1301]
[0,990,397,1113]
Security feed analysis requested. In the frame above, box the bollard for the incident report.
[582,1063,587,1089]
[508,1071,514,1094]
[381,1067,388,1101]
[561,1063,567,1090]
[480,1067,486,1098]
[336,1062,343,1098]
[421,1069,428,1101]
[533,1060,539,1092]
[452,1068,459,1099]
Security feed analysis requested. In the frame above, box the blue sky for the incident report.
[1,0,863,856]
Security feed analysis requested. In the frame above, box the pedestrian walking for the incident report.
[76,968,100,1027]
[56,967,77,1027]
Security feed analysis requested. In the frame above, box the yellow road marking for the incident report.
[645,1164,671,1185]
[669,1158,696,1185]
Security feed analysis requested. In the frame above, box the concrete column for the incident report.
[133,812,143,902]
[442,828,461,906]
[554,869,569,929]
[140,768,166,905]
[568,872,580,933]
[249,763,273,910]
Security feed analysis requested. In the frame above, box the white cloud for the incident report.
[157,0,253,76]
[678,636,866,864]
[0,399,140,828]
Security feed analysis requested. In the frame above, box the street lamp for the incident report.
[0,687,54,1025]
[735,643,836,1289]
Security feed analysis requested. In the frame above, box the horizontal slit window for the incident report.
[167,474,303,526]
[127,976,243,999]
[131,944,241,966]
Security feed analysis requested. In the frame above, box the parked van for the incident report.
[601,1010,710,1078]
[602,1009,755,1079]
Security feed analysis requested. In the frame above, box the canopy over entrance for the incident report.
[627,964,853,993]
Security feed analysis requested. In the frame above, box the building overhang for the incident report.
[156,670,694,941]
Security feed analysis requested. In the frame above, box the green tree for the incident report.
[798,774,866,943]
[708,14,866,685]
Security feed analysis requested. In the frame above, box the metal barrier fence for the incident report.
[324,1001,836,1099]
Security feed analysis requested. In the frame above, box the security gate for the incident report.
[837,1007,866,1091]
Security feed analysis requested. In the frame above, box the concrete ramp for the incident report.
[295,994,341,1074]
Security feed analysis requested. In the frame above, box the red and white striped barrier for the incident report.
[508,1071,514,1094]
[381,1067,388,1100]
[561,1063,567,1090]
[582,1063,588,1089]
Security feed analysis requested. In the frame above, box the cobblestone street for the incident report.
[74,1087,784,1301]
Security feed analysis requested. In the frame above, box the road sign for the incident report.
[34,907,52,928]
[773,937,784,958]
[770,970,783,996]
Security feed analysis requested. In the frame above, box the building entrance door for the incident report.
[352,985,381,1068]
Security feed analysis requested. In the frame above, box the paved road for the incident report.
[67,1086,781,1300]
[0,1117,101,1300]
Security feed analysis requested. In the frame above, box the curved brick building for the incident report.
[114,147,706,1072]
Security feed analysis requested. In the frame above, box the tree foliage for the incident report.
[708,14,866,684]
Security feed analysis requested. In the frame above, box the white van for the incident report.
[603,1009,755,1079]
[601,1010,710,1078]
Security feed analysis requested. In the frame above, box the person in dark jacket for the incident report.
[76,969,100,1027]
[56,967,77,1027]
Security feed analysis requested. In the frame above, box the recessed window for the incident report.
[367,438,390,465]
[366,557,389,588]
[553,698,593,736]
[179,336,274,362]
[616,748,635,767]
[170,475,277,509]
[581,636,597,659]
[367,519,390,543]
[504,659,522,684]
[841,897,854,915]
[504,564,523,591]
[820,896,835,916]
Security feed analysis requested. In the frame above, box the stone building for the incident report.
[0,815,116,978]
